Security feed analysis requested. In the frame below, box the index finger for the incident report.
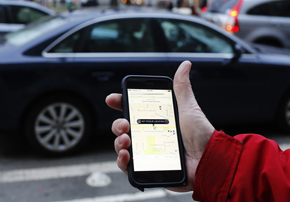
[106,93,123,111]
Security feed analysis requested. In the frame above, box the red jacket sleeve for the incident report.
[192,130,290,202]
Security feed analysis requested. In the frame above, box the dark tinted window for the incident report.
[49,30,82,53]
[0,5,5,23]
[207,0,239,13]
[9,5,48,24]
[83,18,157,52]
[159,19,234,53]
[248,1,290,17]
[50,18,157,53]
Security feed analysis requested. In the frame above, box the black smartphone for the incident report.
[121,75,187,191]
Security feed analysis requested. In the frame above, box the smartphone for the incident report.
[121,75,187,190]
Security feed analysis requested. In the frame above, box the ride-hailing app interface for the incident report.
[128,89,181,172]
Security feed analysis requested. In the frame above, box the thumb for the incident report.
[173,61,214,155]
[173,61,199,113]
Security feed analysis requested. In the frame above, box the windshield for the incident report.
[4,16,67,46]
[208,0,239,13]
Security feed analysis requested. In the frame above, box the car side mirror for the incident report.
[233,44,243,60]
[222,44,243,66]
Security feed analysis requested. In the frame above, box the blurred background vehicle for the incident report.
[81,0,99,7]
[1,9,290,155]
[201,0,290,49]
[0,0,55,36]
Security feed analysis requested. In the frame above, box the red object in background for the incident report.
[201,6,207,13]
[226,0,243,33]
[201,2,213,14]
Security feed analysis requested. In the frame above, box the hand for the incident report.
[106,61,215,192]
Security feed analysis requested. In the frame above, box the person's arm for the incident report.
[193,130,290,202]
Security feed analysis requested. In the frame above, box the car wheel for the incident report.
[277,94,290,132]
[25,95,93,155]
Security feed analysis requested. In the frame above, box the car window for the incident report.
[49,18,157,53]
[5,16,66,46]
[207,0,239,13]
[247,1,290,17]
[9,5,48,24]
[0,5,5,23]
[82,18,157,52]
[159,19,234,53]
[49,30,82,53]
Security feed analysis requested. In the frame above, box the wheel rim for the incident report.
[35,102,85,152]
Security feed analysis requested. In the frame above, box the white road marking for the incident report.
[0,161,120,183]
[54,189,193,202]
[6,143,289,202]
[0,161,194,202]
[86,172,111,187]
[1,142,289,183]
[1,142,289,184]
[165,189,193,196]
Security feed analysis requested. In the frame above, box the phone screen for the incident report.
[128,89,181,172]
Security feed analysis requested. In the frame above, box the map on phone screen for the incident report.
[128,89,181,172]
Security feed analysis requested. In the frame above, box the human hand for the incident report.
[105,61,215,192]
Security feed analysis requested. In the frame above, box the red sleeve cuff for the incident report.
[192,130,243,202]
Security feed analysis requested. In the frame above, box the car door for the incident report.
[45,17,169,128]
[268,1,290,48]
[241,0,290,48]
[156,17,263,125]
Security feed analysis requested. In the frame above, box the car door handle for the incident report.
[91,72,114,81]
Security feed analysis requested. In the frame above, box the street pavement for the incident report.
[0,124,289,202]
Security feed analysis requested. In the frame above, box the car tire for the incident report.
[277,93,290,132]
[25,95,94,155]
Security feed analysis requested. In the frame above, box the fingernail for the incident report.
[116,121,122,132]
[182,61,191,74]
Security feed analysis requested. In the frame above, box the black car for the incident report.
[0,0,55,36]
[0,9,290,155]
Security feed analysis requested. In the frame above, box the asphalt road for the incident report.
[0,124,289,202]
